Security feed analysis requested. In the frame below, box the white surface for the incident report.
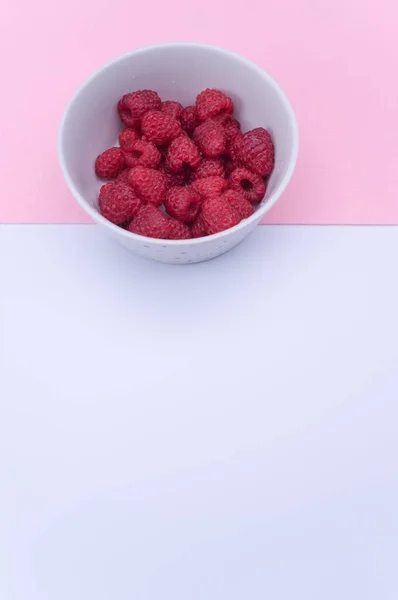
[1,224,398,599]
[59,43,298,263]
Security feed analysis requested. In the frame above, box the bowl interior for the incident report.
[60,44,297,219]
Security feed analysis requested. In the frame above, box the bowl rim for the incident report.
[58,42,299,246]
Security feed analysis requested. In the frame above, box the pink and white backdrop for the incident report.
[1,0,397,225]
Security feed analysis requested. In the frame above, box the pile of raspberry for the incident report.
[95,88,275,240]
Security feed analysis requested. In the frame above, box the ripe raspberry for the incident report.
[99,182,143,225]
[231,127,275,176]
[201,196,240,235]
[164,186,201,224]
[193,119,226,157]
[141,111,181,146]
[118,128,140,152]
[115,168,131,185]
[95,147,125,179]
[222,189,254,219]
[128,204,170,239]
[180,105,200,135]
[128,166,168,206]
[191,213,207,238]
[192,158,225,181]
[124,139,161,169]
[161,101,183,121]
[229,167,266,203]
[159,163,187,188]
[167,219,192,240]
[117,90,161,128]
[166,135,201,172]
[191,176,228,200]
[196,89,234,122]
[223,118,241,142]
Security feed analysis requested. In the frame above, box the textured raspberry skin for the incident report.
[191,176,228,200]
[159,163,187,187]
[192,158,225,180]
[124,139,161,169]
[191,213,207,238]
[141,111,181,146]
[166,135,201,172]
[118,128,140,152]
[117,90,161,128]
[161,101,183,121]
[164,186,202,224]
[231,127,275,176]
[222,189,254,219]
[128,204,170,239]
[115,168,131,184]
[167,219,192,239]
[196,89,234,122]
[180,105,200,135]
[95,148,125,179]
[128,166,168,206]
[229,167,266,203]
[193,119,226,157]
[223,118,241,142]
[201,196,240,235]
[99,182,143,225]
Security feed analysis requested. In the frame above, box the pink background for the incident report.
[1,0,397,224]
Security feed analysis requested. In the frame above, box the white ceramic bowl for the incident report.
[58,43,299,264]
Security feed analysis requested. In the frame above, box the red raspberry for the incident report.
[115,168,131,184]
[167,219,192,240]
[192,158,225,180]
[128,204,170,239]
[231,127,275,176]
[191,213,207,238]
[118,128,140,152]
[229,167,266,203]
[222,189,254,219]
[161,101,183,121]
[164,186,201,224]
[128,166,168,206]
[166,135,201,172]
[223,156,238,177]
[160,163,187,187]
[196,89,234,122]
[124,139,161,169]
[201,196,240,235]
[193,119,226,157]
[95,147,125,179]
[191,175,228,200]
[223,118,241,143]
[141,111,181,146]
[117,90,161,128]
[99,182,143,225]
[180,105,200,135]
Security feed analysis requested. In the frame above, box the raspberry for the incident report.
[99,182,143,225]
[161,101,183,121]
[222,189,254,219]
[223,156,237,177]
[167,219,192,240]
[201,196,240,235]
[141,111,181,146]
[223,118,241,142]
[193,119,226,157]
[159,164,186,188]
[166,135,201,172]
[118,128,140,152]
[164,186,201,224]
[117,90,161,128]
[180,105,200,135]
[124,139,161,169]
[128,204,170,239]
[95,147,125,179]
[192,158,225,180]
[115,168,131,184]
[191,176,228,200]
[191,213,207,238]
[128,166,168,206]
[229,167,266,203]
[231,127,275,176]
[196,89,234,122]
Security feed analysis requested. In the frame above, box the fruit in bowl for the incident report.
[94,87,275,240]
[58,43,298,264]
